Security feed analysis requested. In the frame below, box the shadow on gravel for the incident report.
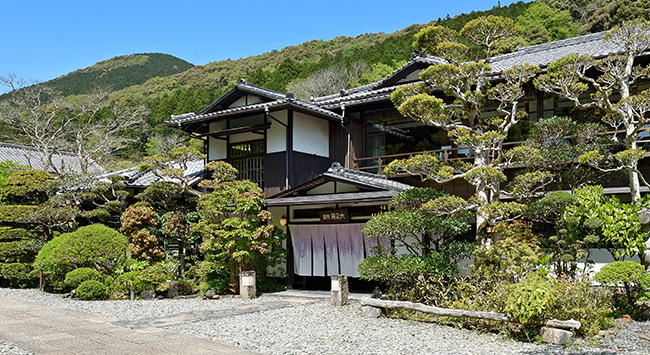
[520,351,618,355]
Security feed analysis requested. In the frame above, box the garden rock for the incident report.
[540,326,573,344]
[362,306,382,318]
[636,301,650,321]
[161,281,180,298]
[140,290,155,300]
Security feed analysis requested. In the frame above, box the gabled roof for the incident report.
[198,79,286,114]
[267,162,412,204]
[0,143,104,175]
[489,31,619,73]
[312,54,446,109]
[97,160,206,189]
[311,30,636,109]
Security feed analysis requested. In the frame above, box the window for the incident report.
[229,140,264,187]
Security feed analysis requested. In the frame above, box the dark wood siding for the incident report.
[292,152,329,187]
[329,121,347,166]
[265,152,287,196]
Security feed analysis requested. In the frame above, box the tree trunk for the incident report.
[629,169,641,203]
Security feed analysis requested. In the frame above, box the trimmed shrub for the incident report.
[139,264,170,291]
[64,268,104,290]
[75,280,109,300]
[1,170,53,205]
[0,263,37,288]
[0,206,38,225]
[0,227,36,242]
[0,241,28,263]
[34,224,127,284]
[595,261,650,316]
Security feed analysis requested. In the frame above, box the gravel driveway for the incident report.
[0,288,648,355]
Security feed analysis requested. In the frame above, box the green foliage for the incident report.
[75,279,109,300]
[0,227,36,242]
[562,185,648,263]
[516,2,578,45]
[358,241,475,306]
[0,241,34,263]
[0,263,37,288]
[64,268,104,290]
[595,261,650,314]
[1,170,53,205]
[139,263,171,291]
[363,188,472,255]
[505,272,556,324]
[0,161,28,191]
[34,224,127,284]
[49,53,194,97]
[0,206,37,224]
[472,221,543,284]
[196,177,285,288]
[526,191,577,225]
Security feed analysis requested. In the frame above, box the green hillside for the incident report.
[9,0,649,166]
[50,53,194,97]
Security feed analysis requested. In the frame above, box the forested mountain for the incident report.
[4,0,650,167]
[49,53,194,97]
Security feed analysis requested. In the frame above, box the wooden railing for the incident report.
[353,142,519,174]
[352,138,650,174]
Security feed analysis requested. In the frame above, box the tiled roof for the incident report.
[311,31,630,108]
[324,162,412,192]
[198,79,287,115]
[312,55,446,107]
[0,143,104,174]
[266,190,400,206]
[489,31,618,73]
[98,160,206,188]
[167,96,342,127]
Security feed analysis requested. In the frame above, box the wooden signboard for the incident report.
[319,209,350,223]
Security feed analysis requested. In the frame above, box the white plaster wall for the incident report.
[207,121,228,160]
[228,95,264,108]
[293,112,329,158]
[230,132,263,144]
[208,138,227,160]
[267,110,287,153]
[306,182,335,195]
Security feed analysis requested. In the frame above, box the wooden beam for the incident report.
[360,298,581,330]
[198,123,272,138]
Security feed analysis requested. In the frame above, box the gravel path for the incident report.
[1,288,649,355]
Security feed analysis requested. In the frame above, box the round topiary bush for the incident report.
[34,224,127,286]
[64,268,104,291]
[75,279,108,300]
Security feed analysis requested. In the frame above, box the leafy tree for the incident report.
[0,81,149,175]
[194,163,285,289]
[562,185,648,267]
[534,19,650,202]
[120,204,165,262]
[521,116,620,192]
[516,2,579,45]
[386,16,547,242]
[362,188,473,255]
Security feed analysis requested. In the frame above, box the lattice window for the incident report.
[229,140,264,187]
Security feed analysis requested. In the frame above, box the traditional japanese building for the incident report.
[166,30,650,286]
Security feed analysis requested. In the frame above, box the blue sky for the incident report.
[0,0,520,94]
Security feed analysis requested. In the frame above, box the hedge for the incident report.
[0,206,38,224]
[0,263,37,288]
[0,227,36,242]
